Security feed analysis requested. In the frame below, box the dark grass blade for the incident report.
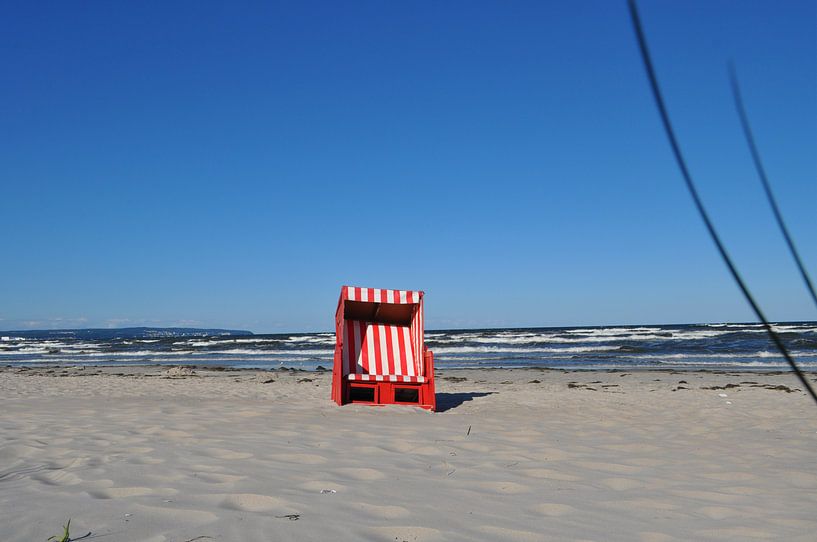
[729,63,817,309]
[627,0,817,404]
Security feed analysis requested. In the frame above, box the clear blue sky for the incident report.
[1,1,814,332]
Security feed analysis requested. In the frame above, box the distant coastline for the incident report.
[0,327,254,340]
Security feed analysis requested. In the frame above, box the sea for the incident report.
[2,322,816,372]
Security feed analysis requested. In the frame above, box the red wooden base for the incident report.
[344,381,435,410]
[332,351,436,411]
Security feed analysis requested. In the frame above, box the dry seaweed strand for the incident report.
[627,0,817,404]
[729,63,817,309]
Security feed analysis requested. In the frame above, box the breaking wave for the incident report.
[1,322,815,371]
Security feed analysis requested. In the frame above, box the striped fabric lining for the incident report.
[344,286,422,305]
[342,321,418,379]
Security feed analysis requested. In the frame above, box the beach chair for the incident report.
[331,286,436,411]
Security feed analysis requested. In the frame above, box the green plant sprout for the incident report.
[47,519,70,542]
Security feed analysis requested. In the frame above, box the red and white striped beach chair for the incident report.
[331,286,436,411]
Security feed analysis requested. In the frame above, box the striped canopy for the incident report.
[342,286,423,305]
[336,285,426,381]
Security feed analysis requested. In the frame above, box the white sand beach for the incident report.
[1,366,816,541]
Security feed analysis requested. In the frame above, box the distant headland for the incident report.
[0,327,254,340]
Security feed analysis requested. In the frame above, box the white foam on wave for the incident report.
[82,350,188,357]
[189,348,333,356]
[74,348,336,357]
[178,337,287,347]
[0,347,53,354]
[428,324,816,346]
[657,359,817,368]
[535,333,705,343]
[706,323,764,328]
[283,335,335,344]
[55,344,105,351]
[0,340,104,351]
[428,328,744,344]
[632,351,817,360]
[562,327,662,335]
[705,323,816,333]
[433,345,618,354]
[7,355,333,365]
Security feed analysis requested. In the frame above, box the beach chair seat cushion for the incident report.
[347,374,427,383]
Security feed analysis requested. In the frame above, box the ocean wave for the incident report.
[705,323,764,328]
[629,351,817,360]
[656,360,817,368]
[285,335,335,343]
[186,348,333,356]
[179,337,291,347]
[1,347,53,354]
[6,356,332,365]
[428,329,753,344]
[561,327,662,335]
[3,322,814,371]
[82,350,189,357]
[433,345,620,354]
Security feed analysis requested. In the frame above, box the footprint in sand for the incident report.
[532,502,577,517]
[127,455,164,465]
[468,480,531,494]
[670,489,741,504]
[456,442,493,453]
[0,444,42,461]
[355,445,397,457]
[332,467,386,481]
[406,445,445,456]
[600,477,643,491]
[267,430,301,438]
[694,526,776,540]
[520,468,580,482]
[32,471,83,486]
[346,502,410,519]
[378,441,416,454]
[218,493,295,514]
[529,447,574,461]
[131,504,217,524]
[344,431,376,440]
[367,526,445,542]
[638,532,676,542]
[767,517,817,531]
[298,480,348,492]
[573,461,641,475]
[779,470,817,488]
[87,487,155,499]
[721,485,765,496]
[200,448,253,460]
[478,526,544,542]
[188,472,244,484]
[602,443,662,453]
[116,446,154,454]
[268,453,328,465]
[602,498,679,512]
[697,506,742,520]
[699,471,757,482]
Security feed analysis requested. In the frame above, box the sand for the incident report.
[1,366,816,541]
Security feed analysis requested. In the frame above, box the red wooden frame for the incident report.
[331,286,436,411]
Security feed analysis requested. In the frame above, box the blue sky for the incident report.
[1,1,814,333]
